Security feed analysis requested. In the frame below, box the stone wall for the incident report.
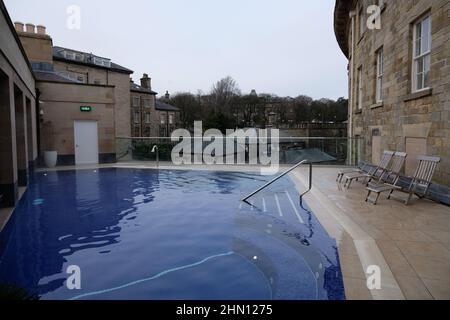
[130,90,159,137]
[53,60,131,138]
[337,0,450,186]
[38,81,116,164]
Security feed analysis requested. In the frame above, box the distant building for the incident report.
[334,0,450,185]
[156,101,181,137]
[130,74,159,137]
[0,3,38,208]
[16,22,133,165]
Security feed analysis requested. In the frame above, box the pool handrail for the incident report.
[242,159,312,204]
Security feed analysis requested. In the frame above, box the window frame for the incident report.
[132,96,140,107]
[357,66,363,110]
[376,48,384,103]
[145,113,151,124]
[133,110,141,124]
[412,14,431,93]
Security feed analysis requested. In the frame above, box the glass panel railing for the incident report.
[116,136,365,167]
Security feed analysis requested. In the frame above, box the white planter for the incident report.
[44,151,58,168]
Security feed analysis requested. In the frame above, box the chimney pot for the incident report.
[25,23,35,33]
[140,73,152,90]
[36,25,46,35]
[165,91,170,100]
[14,22,24,32]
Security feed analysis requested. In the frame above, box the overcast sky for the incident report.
[5,0,348,99]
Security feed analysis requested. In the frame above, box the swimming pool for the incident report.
[0,168,345,300]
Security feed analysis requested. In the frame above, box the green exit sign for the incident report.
[80,106,92,112]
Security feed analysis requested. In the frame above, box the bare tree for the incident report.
[210,76,241,114]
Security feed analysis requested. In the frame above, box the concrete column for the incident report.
[0,74,18,208]
[14,86,28,187]
[26,97,37,168]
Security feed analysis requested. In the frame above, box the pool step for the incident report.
[241,190,304,225]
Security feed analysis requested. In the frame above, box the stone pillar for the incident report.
[14,86,28,187]
[0,74,18,208]
[26,97,37,168]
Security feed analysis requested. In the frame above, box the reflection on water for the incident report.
[0,168,345,300]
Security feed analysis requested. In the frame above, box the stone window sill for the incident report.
[371,102,384,109]
[403,88,433,102]
[354,110,363,115]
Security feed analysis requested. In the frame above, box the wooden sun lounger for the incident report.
[344,150,395,189]
[365,152,407,204]
[366,155,440,205]
[336,162,371,183]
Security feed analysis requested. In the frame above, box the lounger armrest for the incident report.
[384,184,402,190]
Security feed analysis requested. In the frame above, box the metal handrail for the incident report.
[242,159,312,203]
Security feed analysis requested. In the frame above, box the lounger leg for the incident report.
[336,174,340,182]
[346,179,353,189]
[387,189,394,200]
[365,190,371,202]
[374,192,381,205]
[405,192,413,205]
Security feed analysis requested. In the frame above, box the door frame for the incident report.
[74,120,99,165]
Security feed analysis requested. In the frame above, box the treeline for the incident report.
[165,76,348,133]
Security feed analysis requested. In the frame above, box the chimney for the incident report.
[165,91,170,101]
[140,73,151,89]
[25,23,35,33]
[14,22,24,32]
[36,25,46,35]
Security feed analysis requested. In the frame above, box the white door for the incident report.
[74,120,99,165]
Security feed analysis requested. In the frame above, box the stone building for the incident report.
[156,93,181,137]
[130,77,180,138]
[130,74,159,137]
[334,0,450,186]
[0,1,38,207]
[16,24,133,165]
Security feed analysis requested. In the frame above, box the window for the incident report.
[75,53,84,61]
[143,99,151,108]
[169,114,174,125]
[145,113,151,124]
[65,51,75,60]
[134,127,141,137]
[134,111,140,124]
[93,57,111,68]
[413,15,431,92]
[359,7,365,38]
[132,96,140,107]
[376,48,384,102]
[160,114,166,125]
[357,67,363,110]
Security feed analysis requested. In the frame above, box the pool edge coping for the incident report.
[289,169,406,300]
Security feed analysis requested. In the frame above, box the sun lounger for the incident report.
[365,152,407,204]
[336,162,371,183]
[366,155,440,205]
[344,150,395,189]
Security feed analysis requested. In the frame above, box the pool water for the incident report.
[0,168,345,300]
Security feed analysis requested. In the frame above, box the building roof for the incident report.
[34,70,79,83]
[130,82,158,95]
[334,0,351,58]
[52,46,133,74]
[155,100,180,112]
